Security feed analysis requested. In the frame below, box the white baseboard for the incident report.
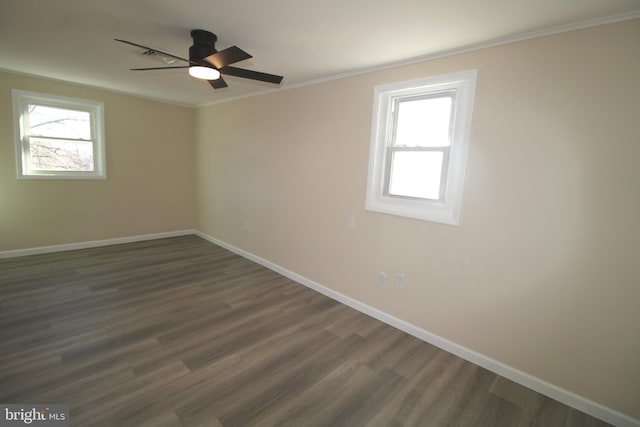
[194,230,639,427]
[3,229,637,426]
[0,229,196,259]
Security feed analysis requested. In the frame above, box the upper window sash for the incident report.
[390,91,456,148]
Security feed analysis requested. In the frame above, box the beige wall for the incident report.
[0,72,196,251]
[196,20,640,420]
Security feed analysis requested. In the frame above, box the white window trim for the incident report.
[366,70,477,225]
[12,89,106,180]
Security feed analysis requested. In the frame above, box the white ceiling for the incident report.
[1,0,638,107]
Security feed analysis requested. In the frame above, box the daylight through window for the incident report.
[12,90,106,179]
[366,70,477,225]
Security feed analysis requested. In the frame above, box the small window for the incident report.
[366,70,477,225]
[12,90,106,179]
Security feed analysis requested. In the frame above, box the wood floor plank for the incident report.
[71,359,191,425]
[489,375,533,408]
[518,390,570,426]
[214,333,375,426]
[567,408,615,427]
[366,349,465,426]
[321,366,406,426]
[0,235,613,426]
[256,360,376,426]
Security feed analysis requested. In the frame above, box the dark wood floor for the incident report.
[0,235,611,426]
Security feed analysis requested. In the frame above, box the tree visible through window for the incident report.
[27,105,94,171]
[12,90,106,179]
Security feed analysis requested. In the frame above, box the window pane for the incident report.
[28,105,91,140]
[388,151,443,199]
[29,138,94,171]
[394,95,453,147]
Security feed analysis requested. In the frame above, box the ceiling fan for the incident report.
[115,30,283,90]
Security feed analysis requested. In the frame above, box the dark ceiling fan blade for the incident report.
[209,77,228,89]
[115,38,191,64]
[203,46,252,69]
[130,66,190,71]
[220,66,283,84]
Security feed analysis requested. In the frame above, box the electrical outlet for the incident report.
[244,221,250,232]
[395,273,405,289]
[378,272,387,282]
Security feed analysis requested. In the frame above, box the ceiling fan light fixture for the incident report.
[188,66,220,80]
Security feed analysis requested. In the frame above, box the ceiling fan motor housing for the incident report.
[190,30,217,62]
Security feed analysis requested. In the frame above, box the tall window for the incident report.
[366,70,477,225]
[12,90,106,179]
